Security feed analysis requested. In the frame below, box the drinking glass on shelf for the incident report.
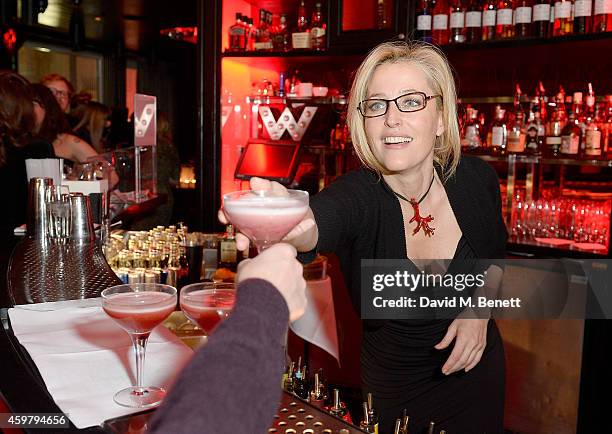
[45,185,71,244]
[179,282,236,335]
[102,283,177,408]
[223,189,309,253]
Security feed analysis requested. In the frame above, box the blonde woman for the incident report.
[73,101,111,153]
[222,41,507,433]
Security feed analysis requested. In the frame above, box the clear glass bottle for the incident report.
[491,105,508,153]
[450,0,467,43]
[508,110,527,153]
[228,13,245,51]
[553,0,573,36]
[584,85,602,158]
[560,93,582,156]
[292,0,311,50]
[496,0,514,38]
[546,102,563,156]
[462,107,482,150]
[433,0,451,44]
[310,2,327,50]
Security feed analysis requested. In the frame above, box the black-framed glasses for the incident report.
[357,92,442,118]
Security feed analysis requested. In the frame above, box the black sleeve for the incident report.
[482,159,508,270]
[148,278,289,434]
[298,171,368,264]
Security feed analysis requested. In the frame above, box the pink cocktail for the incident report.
[223,189,309,252]
[180,283,236,334]
[102,283,177,408]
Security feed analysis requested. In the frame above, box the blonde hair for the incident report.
[73,101,110,152]
[347,41,461,182]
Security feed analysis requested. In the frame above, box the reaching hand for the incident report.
[435,318,489,374]
[218,177,318,252]
[236,243,307,322]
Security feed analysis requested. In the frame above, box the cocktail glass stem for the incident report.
[131,334,148,393]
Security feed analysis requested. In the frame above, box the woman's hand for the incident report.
[218,177,318,252]
[435,318,489,374]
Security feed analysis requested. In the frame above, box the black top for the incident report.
[305,155,508,312]
[0,140,55,237]
[149,278,289,434]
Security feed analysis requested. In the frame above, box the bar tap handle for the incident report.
[393,419,402,434]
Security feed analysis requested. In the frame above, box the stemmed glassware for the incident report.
[222,189,309,253]
[179,282,236,334]
[102,283,177,408]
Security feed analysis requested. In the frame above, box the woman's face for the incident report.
[364,61,443,174]
[45,80,71,113]
[32,100,46,133]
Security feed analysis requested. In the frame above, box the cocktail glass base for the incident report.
[113,386,166,408]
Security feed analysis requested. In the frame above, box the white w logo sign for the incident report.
[258,106,318,141]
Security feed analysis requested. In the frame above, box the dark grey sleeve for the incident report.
[148,278,289,434]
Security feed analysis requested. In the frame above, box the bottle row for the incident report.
[282,357,445,434]
[460,82,612,159]
[415,0,612,45]
[227,1,326,52]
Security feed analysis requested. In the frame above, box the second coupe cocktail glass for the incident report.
[223,189,309,253]
[180,282,236,334]
[102,283,177,408]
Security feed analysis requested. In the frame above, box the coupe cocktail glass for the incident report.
[102,283,177,408]
[223,189,309,253]
[180,282,236,334]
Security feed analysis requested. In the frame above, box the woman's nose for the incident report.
[383,102,402,128]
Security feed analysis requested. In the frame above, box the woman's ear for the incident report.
[436,112,444,137]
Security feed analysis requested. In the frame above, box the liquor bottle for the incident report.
[228,13,245,51]
[574,0,593,33]
[560,93,582,156]
[400,410,410,434]
[514,0,534,37]
[593,0,612,32]
[327,389,352,423]
[496,0,514,38]
[482,0,497,40]
[491,105,508,153]
[309,372,327,408]
[293,0,311,50]
[462,106,482,150]
[450,0,467,43]
[377,0,389,29]
[416,0,434,42]
[433,0,450,44]
[553,0,573,35]
[254,9,272,51]
[533,0,551,37]
[546,102,563,156]
[272,14,290,51]
[244,17,254,50]
[311,2,326,50]
[584,84,602,158]
[466,0,483,42]
[283,361,295,392]
[360,402,374,433]
[525,108,540,153]
[293,366,310,400]
[605,95,612,158]
[508,110,527,153]
[366,392,380,433]
[217,224,238,271]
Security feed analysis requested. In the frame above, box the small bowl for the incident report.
[312,86,328,97]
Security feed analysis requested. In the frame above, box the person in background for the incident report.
[73,101,111,153]
[149,243,307,434]
[31,84,98,164]
[40,73,73,114]
[130,112,180,229]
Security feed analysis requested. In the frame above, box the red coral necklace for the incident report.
[391,170,436,237]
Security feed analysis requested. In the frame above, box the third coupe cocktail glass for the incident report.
[179,282,236,334]
[102,283,176,408]
[223,189,309,253]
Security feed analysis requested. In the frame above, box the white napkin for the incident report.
[25,158,63,186]
[290,277,340,364]
[8,298,194,429]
